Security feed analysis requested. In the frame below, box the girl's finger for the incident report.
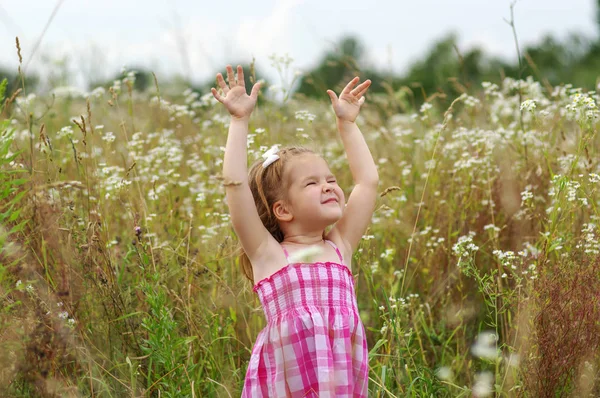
[327,89,338,104]
[354,81,372,98]
[226,65,235,88]
[341,77,359,95]
[211,87,223,103]
[358,96,366,106]
[216,73,228,93]
[351,80,371,97]
[249,82,261,100]
[237,65,245,87]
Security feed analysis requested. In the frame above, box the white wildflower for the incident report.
[436,366,454,381]
[295,110,316,122]
[288,245,324,264]
[520,186,533,204]
[452,232,479,264]
[520,99,537,112]
[102,132,116,142]
[484,224,501,233]
[370,260,379,274]
[493,250,516,267]
[505,353,520,368]
[420,102,433,113]
[57,126,74,139]
[380,248,395,261]
[471,331,499,360]
[472,371,494,397]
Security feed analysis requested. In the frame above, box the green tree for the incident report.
[0,67,39,96]
[296,36,366,98]
[89,66,154,92]
[295,36,393,102]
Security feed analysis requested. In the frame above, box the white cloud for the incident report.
[235,0,304,60]
[0,0,595,90]
[62,0,304,88]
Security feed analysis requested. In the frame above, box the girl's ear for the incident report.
[273,200,293,222]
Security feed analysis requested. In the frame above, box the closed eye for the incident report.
[305,182,316,186]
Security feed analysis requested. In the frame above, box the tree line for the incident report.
[2,1,599,107]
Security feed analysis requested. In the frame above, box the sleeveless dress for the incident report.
[242,240,369,397]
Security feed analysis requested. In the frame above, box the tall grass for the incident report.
[1,55,599,397]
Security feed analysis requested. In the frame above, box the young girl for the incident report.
[211,65,379,397]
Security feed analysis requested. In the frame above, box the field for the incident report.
[1,59,600,397]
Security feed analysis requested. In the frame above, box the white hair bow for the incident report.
[262,145,280,168]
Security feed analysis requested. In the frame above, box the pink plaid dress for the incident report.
[242,240,369,397]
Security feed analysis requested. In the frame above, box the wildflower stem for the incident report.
[400,95,463,296]
[505,1,528,165]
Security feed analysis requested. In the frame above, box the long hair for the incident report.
[237,146,315,283]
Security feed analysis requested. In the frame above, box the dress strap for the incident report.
[325,240,344,265]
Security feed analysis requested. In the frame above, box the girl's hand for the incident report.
[327,77,371,123]
[211,65,261,120]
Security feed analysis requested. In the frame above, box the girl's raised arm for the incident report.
[212,65,270,259]
[326,78,379,255]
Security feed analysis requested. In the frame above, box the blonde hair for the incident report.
[237,146,318,283]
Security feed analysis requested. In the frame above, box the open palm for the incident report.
[211,65,261,120]
[327,77,371,123]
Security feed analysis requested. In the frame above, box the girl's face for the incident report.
[282,153,345,228]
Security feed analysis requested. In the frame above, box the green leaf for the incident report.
[368,338,387,360]
[3,169,28,175]
[8,179,28,187]
[183,336,197,345]
[8,190,27,207]
[0,78,7,103]
[0,136,13,154]
[8,219,28,235]
[112,311,146,322]
[1,152,21,165]
[8,208,21,222]
[0,205,14,221]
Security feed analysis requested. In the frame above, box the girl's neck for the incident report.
[281,233,325,246]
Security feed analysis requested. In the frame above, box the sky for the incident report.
[0,0,597,90]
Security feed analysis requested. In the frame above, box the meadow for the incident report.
[1,54,600,397]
